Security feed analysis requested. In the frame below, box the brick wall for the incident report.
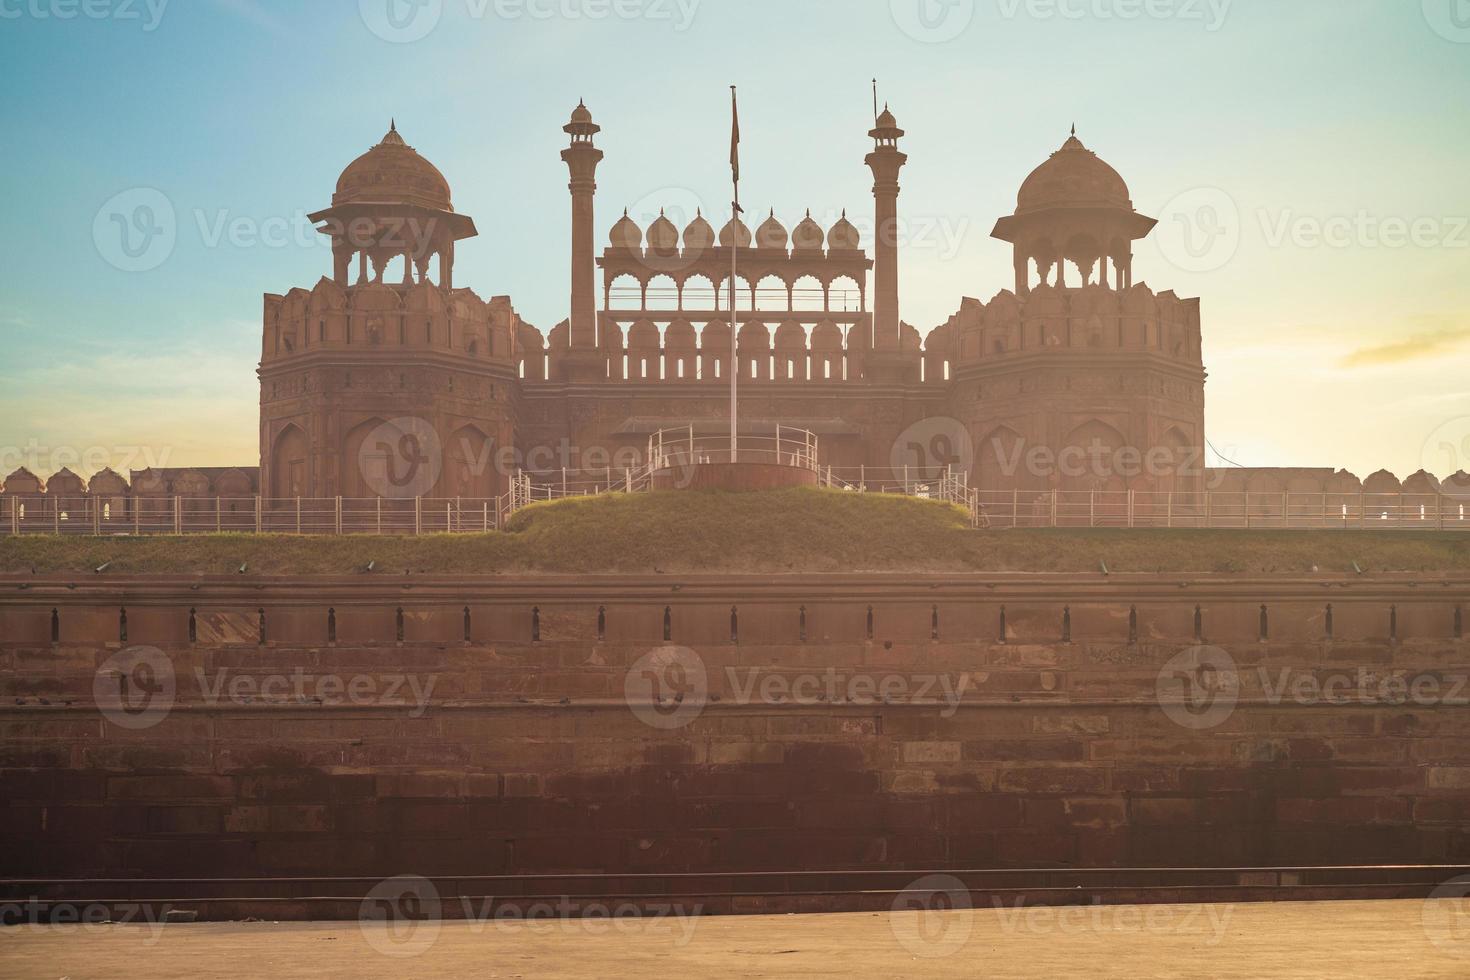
[2,572,1467,882]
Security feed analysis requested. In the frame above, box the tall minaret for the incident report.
[865,104,907,353]
[561,101,603,353]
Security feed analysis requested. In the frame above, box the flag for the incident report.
[729,87,741,189]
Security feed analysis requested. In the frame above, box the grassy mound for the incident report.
[0,488,1466,576]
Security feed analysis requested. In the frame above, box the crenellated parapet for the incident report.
[930,282,1202,369]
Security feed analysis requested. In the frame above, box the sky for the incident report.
[1,0,1468,481]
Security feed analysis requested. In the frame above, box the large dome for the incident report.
[1016,133,1131,213]
[333,122,454,211]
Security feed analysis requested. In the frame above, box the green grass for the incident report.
[0,487,1467,575]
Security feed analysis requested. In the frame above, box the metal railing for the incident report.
[3,486,1465,537]
[969,489,1470,530]
[647,425,821,473]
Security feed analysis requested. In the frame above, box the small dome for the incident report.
[719,216,752,248]
[569,101,593,126]
[755,210,788,250]
[876,107,897,129]
[609,209,643,250]
[646,210,678,252]
[792,210,825,251]
[683,210,714,250]
[334,121,453,211]
[827,210,860,251]
[1016,131,1132,214]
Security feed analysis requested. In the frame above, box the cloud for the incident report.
[1339,326,1470,368]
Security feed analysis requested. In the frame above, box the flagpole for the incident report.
[729,85,740,464]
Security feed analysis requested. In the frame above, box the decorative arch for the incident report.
[270,424,308,500]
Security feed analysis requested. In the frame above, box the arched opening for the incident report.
[269,424,308,499]
[754,275,787,312]
[645,274,679,311]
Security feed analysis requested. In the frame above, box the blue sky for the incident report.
[1,0,1468,479]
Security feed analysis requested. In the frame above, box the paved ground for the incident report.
[4,900,1470,978]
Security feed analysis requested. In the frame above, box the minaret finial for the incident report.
[1071,122,1076,137]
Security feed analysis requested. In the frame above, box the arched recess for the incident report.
[341,417,390,500]
[1061,419,1129,495]
[270,424,308,500]
[975,424,1040,494]
[445,424,495,499]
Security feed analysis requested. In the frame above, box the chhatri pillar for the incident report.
[864,105,909,382]
[561,100,605,381]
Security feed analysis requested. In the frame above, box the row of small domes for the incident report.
[609,209,862,252]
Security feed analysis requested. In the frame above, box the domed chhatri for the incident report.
[1016,130,1132,214]
[333,121,454,212]
[609,209,643,250]
[991,126,1157,294]
[719,215,752,248]
[682,210,715,251]
[646,209,679,252]
[791,210,825,251]
[755,209,789,250]
[827,210,861,251]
